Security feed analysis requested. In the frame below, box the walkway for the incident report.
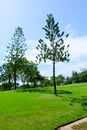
[58,117,87,130]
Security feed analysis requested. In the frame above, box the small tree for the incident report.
[0,62,13,90]
[6,26,26,90]
[3,63,13,90]
[21,58,41,87]
[56,74,65,86]
[72,71,79,83]
[36,14,70,95]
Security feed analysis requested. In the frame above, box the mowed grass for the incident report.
[0,83,87,130]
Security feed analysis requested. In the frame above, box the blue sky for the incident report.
[0,0,87,77]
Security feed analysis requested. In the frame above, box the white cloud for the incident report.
[55,61,87,77]
[25,40,38,62]
[65,36,87,60]
[25,35,87,77]
[65,24,77,37]
[26,36,87,61]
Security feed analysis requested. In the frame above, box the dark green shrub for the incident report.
[20,84,30,89]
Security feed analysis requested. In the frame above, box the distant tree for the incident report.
[2,63,13,90]
[65,76,72,84]
[56,74,65,86]
[71,71,79,83]
[30,62,41,88]
[39,76,50,87]
[36,14,70,95]
[20,58,30,85]
[0,62,13,90]
[50,76,54,86]
[0,65,6,84]
[21,58,41,87]
[0,65,4,83]
[65,69,87,85]
[6,26,26,90]
[78,69,87,82]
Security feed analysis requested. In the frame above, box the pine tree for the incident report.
[36,14,70,95]
[6,26,26,90]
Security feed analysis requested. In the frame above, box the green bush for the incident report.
[1,82,14,91]
[20,84,30,89]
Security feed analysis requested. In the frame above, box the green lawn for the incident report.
[0,83,87,130]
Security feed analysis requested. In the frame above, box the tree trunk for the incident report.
[34,79,36,88]
[53,59,57,95]
[14,70,16,90]
[8,73,11,90]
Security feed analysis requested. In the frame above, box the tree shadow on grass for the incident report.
[69,96,87,111]
[21,88,53,94]
[58,90,72,95]
[17,88,72,95]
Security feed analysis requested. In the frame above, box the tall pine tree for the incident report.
[36,14,70,95]
[6,26,26,90]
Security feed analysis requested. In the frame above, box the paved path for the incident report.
[58,117,87,130]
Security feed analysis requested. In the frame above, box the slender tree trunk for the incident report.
[8,74,11,90]
[34,80,35,88]
[53,59,57,95]
[34,79,36,88]
[14,70,16,90]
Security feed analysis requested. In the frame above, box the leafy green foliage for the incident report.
[56,74,65,85]
[1,82,14,91]
[78,69,87,82]
[65,76,72,84]
[20,58,42,87]
[72,71,79,83]
[70,69,87,83]
[39,76,51,87]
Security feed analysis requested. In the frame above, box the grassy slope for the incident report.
[0,83,87,130]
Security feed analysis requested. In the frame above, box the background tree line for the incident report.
[50,69,87,86]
